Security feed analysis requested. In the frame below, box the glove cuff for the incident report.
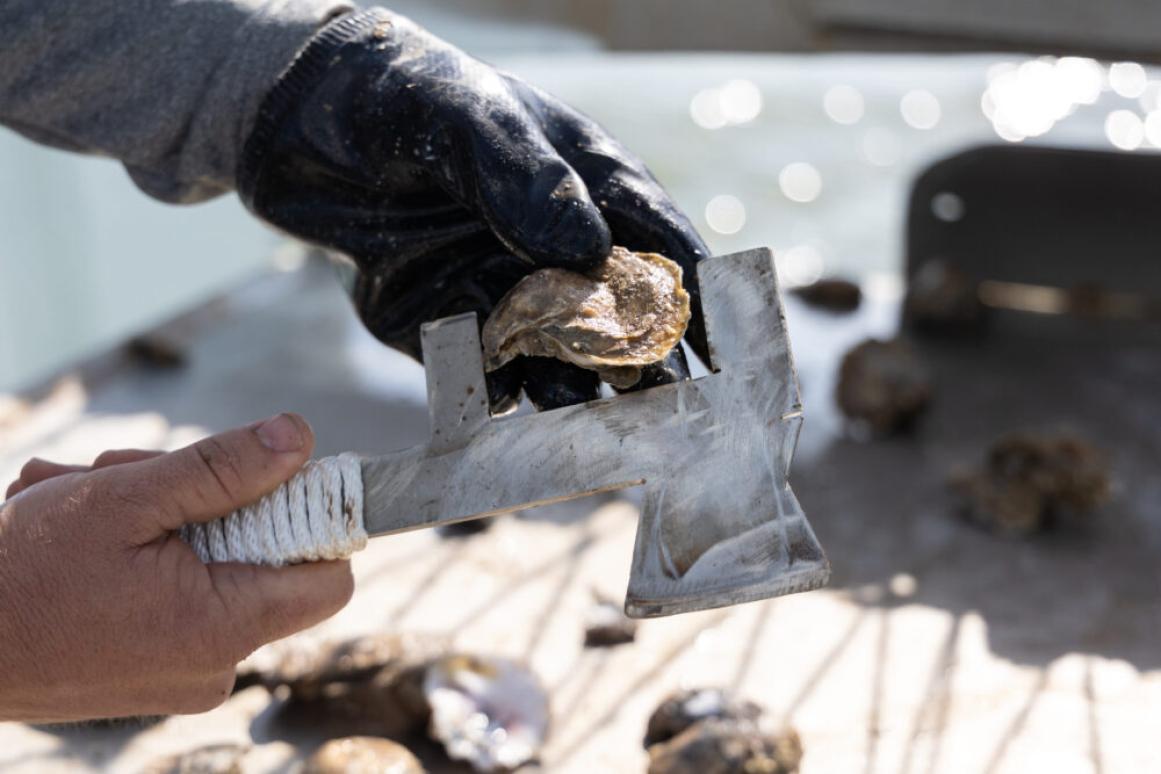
[237,7,392,207]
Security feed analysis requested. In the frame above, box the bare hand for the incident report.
[0,414,354,723]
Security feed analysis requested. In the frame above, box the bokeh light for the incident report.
[689,79,763,129]
[823,84,865,125]
[704,194,746,234]
[900,89,941,130]
[1145,111,1161,147]
[776,245,825,287]
[1105,109,1144,150]
[861,128,900,166]
[982,57,1083,141]
[779,162,822,203]
[931,192,965,223]
[1109,61,1148,98]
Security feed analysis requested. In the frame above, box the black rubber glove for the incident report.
[238,8,709,412]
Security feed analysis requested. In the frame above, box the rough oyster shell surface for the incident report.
[481,246,691,389]
[303,736,426,774]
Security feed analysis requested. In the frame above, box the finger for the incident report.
[520,357,601,411]
[8,458,90,499]
[423,72,611,270]
[102,414,315,538]
[615,345,692,394]
[92,449,165,469]
[207,560,354,654]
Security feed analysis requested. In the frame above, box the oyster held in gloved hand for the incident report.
[482,247,691,389]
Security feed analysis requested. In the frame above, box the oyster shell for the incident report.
[644,689,763,748]
[949,432,1110,535]
[835,337,932,435]
[481,246,691,389]
[243,634,439,739]
[647,719,803,774]
[303,737,425,774]
[423,654,549,772]
[142,743,247,774]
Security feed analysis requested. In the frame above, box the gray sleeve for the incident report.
[0,0,355,203]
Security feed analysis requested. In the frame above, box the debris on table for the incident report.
[424,654,549,772]
[303,736,426,774]
[903,259,986,334]
[583,597,638,648]
[643,689,763,747]
[482,246,691,388]
[791,278,862,313]
[125,334,188,369]
[646,719,803,774]
[141,743,248,773]
[949,431,1111,535]
[435,517,494,538]
[835,338,932,435]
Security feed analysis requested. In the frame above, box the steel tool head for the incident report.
[360,247,830,617]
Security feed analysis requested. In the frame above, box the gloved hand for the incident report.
[237,8,709,412]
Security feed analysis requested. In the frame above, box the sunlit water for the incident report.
[2,43,1156,391]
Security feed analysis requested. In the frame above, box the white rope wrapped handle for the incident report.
[180,454,367,566]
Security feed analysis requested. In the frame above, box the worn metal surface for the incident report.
[361,248,830,617]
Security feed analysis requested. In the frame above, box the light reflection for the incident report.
[1138,81,1161,114]
[1105,109,1144,150]
[900,89,941,130]
[689,79,762,129]
[931,192,965,223]
[1109,61,1148,99]
[861,128,900,166]
[704,194,746,234]
[1145,111,1161,147]
[779,162,822,203]
[777,245,825,287]
[824,84,865,125]
[983,57,1084,141]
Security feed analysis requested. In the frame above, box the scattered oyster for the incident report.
[141,743,247,774]
[835,337,932,435]
[303,737,425,774]
[647,719,803,774]
[583,597,637,648]
[481,246,691,389]
[244,634,439,739]
[903,259,986,334]
[423,654,549,771]
[644,689,763,747]
[949,432,1111,535]
[791,278,861,313]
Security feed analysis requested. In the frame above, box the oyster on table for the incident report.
[481,246,691,389]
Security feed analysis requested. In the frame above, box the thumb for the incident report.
[207,560,354,652]
[107,413,315,541]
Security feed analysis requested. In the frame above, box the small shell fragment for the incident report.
[303,737,426,774]
[835,337,932,435]
[583,598,637,648]
[481,246,691,389]
[423,654,549,772]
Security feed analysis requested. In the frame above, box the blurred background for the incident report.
[2,2,1161,773]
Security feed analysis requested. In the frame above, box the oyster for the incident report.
[142,743,247,774]
[949,432,1110,535]
[835,337,932,435]
[303,737,425,774]
[647,719,803,774]
[481,246,691,389]
[243,634,439,739]
[644,689,763,748]
[423,654,549,772]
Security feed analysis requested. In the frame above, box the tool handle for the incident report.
[180,454,366,566]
